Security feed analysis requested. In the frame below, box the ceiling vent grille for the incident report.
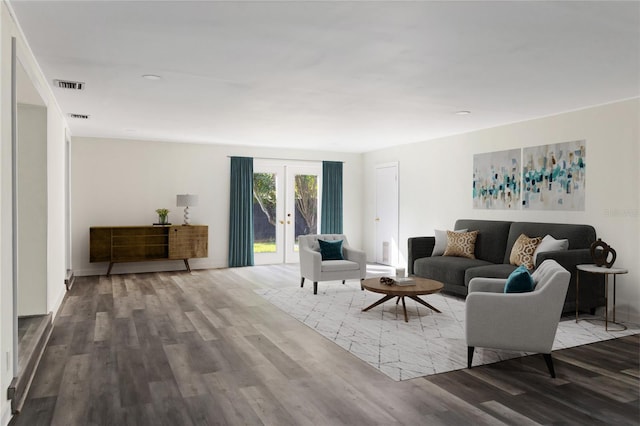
[68,113,89,119]
[54,79,85,90]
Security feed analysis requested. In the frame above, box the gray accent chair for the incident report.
[298,234,366,295]
[466,259,570,378]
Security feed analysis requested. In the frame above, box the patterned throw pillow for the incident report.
[509,234,543,270]
[443,230,479,259]
[432,228,467,256]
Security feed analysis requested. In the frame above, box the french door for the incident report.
[253,161,321,264]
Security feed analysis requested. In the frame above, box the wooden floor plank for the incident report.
[479,400,542,425]
[9,265,639,425]
[49,354,92,426]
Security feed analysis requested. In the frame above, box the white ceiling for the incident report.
[9,1,640,153]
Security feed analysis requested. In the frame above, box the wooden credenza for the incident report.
[90,225,208,275]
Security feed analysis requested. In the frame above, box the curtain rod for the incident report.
[227,156,344,163]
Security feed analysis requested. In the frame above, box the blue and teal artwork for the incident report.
[473,148,521,209]
[522,140,586,210]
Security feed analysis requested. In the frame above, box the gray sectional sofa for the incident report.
[408,219,605,314]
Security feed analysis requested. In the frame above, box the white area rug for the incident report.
[256,282,639,381]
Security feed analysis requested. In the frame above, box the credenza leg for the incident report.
[184,259,191,273]
[106,262,114,277]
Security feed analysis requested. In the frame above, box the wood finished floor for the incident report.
[11,265,640,426]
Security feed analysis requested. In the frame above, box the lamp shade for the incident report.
[176,194,198,207]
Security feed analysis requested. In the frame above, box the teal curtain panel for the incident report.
[228,156,254,267]
[321,161,343,234]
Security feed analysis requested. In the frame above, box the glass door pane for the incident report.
[285,165,321,263]
[253,165,284,265]
[253,173,277,253]
[293,174,318,251]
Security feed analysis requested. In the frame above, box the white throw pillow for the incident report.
[533,234,569,264]
[432,228,467,256]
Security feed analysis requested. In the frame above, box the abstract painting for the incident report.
[473,149,521,209]
[522,140,586,210]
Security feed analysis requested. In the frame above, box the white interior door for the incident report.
[253,160,321,265]
[375,163,399,266]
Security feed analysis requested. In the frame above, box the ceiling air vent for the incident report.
[54,79,85,90]
[68,113,89,119]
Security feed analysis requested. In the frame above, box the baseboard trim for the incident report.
[7,313,53,415]
[64,269,75,290]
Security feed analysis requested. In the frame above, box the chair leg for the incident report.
[467,347,474,368]
[543,353,556,378]
[361,278,364,290]
[300,277,305,288]
[313,282,318,295]
[342,280,346,285]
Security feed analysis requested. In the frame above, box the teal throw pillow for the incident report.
[504,265,535,293]
[318,239,343,260]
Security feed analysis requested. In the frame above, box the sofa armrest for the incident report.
[343,245,367,278]
[299,247,321,280]
[468,278,506,294]
[535,248,592,270]
[408,236,435,275]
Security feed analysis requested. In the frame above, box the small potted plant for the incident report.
[155,208,170,225]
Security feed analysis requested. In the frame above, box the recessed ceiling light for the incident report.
[142,74,162,80]
[455,110,471,115]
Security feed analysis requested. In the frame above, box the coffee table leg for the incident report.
[401,296,408,322]
[362,295,395,312]
[408,295,442,313]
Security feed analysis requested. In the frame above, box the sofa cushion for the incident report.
[321,260,360,272]
[464,264,517,287]
[534,234,569,264]
[443,230,478,259]
[509,234,543,270]
[503,222,596,264]
[454,219,513,263]
[414,256,492,287]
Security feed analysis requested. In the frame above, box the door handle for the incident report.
[375,217,381,222]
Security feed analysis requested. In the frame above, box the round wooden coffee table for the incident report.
[361,276,444,322]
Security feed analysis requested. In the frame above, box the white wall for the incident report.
[363,99,640,323]
[71,137,363,276]
[0,3,70,423]
[46,104,68,313]
[17,103,47,316]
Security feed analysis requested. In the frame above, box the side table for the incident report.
[576,264,628,331]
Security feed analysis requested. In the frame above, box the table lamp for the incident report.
[176,194,198,225]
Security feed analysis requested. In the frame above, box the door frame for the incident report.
[253,159,322,265]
